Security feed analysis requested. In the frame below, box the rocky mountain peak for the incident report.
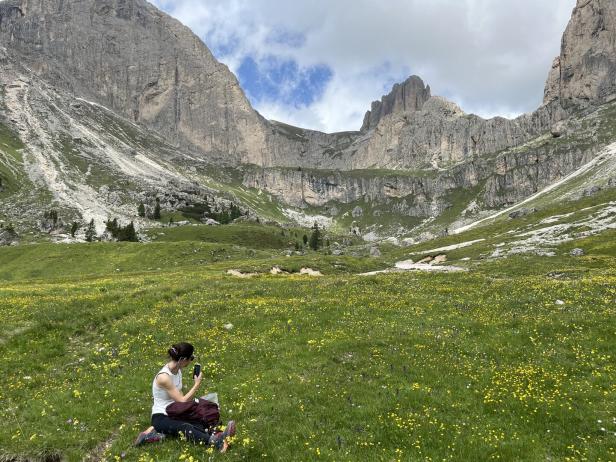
[0,0,270,165]
[361,75,431,132]
[544,0,616,109]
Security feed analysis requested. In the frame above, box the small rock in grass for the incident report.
[508,208,537,220]
[570,248,585,257]
[300,267,323,276]
[555,300,565,305]
[223,323,234,331]
[582,186,601,197]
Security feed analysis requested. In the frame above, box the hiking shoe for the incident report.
[209,421,236,452]
[223,420,236,439]
[134,430,165,446]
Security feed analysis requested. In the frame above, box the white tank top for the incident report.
[151,365,183,415]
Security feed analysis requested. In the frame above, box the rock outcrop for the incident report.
[0,226,17,245]
[0,0,270,166]
[242,132,598,216]
[545,0,616,109]
[347,97,557,170]
[361,75,431,132]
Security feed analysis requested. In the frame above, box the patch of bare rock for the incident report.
[359,255,467,276]
[226,267,323,278]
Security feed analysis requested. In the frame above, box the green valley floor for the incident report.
[0,228,615,461]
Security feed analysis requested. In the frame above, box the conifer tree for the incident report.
[85,219,96,242]
[120,221,138,242]
[309,223,321,251]
[106,218,119,238]
[70,221,80,238]
[230,204,242,220]
[112,221,139,242]
[154,198,161,219]
[127,221,138,241]
[138,202,146,217]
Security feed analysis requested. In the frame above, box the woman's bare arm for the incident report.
[156,372,203,403]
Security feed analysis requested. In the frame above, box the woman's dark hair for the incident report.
[168,342,194,361]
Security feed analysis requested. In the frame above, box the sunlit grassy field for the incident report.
[1,228,615,461]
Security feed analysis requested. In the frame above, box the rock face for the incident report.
[543,57,562,105]
[0,0,610,173]
[0,0,614,235]
[361,75,431,132]
[546,0,616,109]
[348,97,556,170]
[243,126,600,216]
[0,0,270,166]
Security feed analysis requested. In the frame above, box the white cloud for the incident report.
[149,0,576,133]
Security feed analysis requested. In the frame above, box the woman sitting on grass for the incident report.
[135,342,236,452]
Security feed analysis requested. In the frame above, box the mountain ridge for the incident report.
[0,0,614,242]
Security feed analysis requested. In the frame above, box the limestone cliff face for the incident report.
[348,97,557,170]
[243,134,600,219]
[0,0,270,165]
[544,57,562,105]
[545,0,616,109]
[0,0,610,175]
[243,167,475,210]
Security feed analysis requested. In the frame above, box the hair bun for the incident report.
[167,342,194,361]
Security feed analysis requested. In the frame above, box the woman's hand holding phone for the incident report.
[193,363,202,385]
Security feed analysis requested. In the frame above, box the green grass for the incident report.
[0,226,383,283]
[430,181,487,229]
[146,223,300,250]
[0,241,265,282]
[303,197,425,234]
[198,171,291,224]
[0,226,615,461]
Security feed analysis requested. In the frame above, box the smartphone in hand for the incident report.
[193,363,201,379]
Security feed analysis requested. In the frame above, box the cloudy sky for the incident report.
[149,0,576,133]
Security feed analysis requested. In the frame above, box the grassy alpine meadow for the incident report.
[0,231,615,461]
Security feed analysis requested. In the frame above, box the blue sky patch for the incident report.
[237,56,333,107]
[209,36,241,59]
